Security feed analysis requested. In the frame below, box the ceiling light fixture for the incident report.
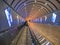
[33,4,35,7]
[39,9,40,11]
[41,6,44,9]
[45,3,48,5]
[24,3,26,6]
[35,0,37,3]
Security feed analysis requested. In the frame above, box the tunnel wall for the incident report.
[0,0,25,45]
[0,0,24,31]
[0,0,9,31]
[31,10,60,26]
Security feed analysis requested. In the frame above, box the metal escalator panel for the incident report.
[14,26,33,45]
[17,27,27,45]
[26,27,33,45]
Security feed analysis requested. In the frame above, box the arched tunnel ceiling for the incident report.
[4,0,60,21]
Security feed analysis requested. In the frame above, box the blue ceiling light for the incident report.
[17,15,19,24]
[40,18,42,22]
[44,16,47,21]
[5,8,13,27]
[52,13,57,23]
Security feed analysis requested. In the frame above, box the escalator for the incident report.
[10,26,39,45]
[10,25,53,45]
[0,24,53,45]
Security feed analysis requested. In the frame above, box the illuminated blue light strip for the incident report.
[52,13,56,23]
[10,14,13,22]
[5,9,13,27]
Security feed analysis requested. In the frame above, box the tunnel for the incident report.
[0,0,60,45]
